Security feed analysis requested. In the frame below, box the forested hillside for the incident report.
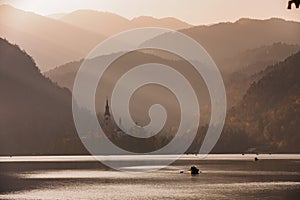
[0,38,86,155]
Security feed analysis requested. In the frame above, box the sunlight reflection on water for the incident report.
[0,155,299,200]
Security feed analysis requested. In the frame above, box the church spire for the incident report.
[104,97,110,118]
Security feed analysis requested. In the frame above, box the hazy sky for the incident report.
[1,0,300,25]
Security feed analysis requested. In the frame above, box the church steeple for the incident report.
[104,97,111,120]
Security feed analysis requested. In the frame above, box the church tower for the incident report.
[104,97,111,125]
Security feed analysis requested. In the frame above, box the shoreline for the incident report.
[0,154,300,163]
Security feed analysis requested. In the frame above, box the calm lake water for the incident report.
[0,154,299,199]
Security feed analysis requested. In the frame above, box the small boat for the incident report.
[189,166,200,175]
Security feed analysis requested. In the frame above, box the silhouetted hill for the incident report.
[0,38,86,155]
[219,51,300,153]
[0,5,105,71]
[60,10,192,36]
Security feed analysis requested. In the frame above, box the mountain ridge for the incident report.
[0,5,105,71]
[59,9,192,36]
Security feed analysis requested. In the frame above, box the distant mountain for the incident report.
[3,6,300,74]
[0,5,105,71]
[129,16,192,31]
[45,59,83,91]
[60,10,130,36]
[0,38,86,155]
[45,42,300,112]
[60,10,192,36]
[145,18,300,69]
[218,51,300,153]
[225,42,300,74]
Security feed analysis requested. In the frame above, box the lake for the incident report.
[0,154,299,199]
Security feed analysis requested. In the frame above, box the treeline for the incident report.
[202,51,300,153]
